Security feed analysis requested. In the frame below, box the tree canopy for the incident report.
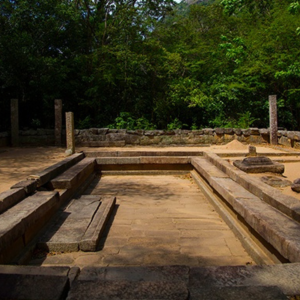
[0,0,300,130]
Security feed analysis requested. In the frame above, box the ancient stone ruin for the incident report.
[233,156,285,174]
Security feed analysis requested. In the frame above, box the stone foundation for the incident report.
[1,128,300,148]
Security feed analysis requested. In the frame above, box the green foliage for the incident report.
[108,112,156,130]
[167,118,187,130]
[1,0,300,131]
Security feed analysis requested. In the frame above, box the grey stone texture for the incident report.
[28,152,85,187]
[261,176,291,187]
[0,265,71,300]
[0,191,60,263]
[269,95,278,145]
[191,156,300,262]
[38,196,116,252]
[55,99,63,147]
[2,126,300,147]
[10,98,19,146]
[10,179,38,195]
[0,188,26,214]
[50,157,95,189]
[66,111,75,154]
[233,157,284,174]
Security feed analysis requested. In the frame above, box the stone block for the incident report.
[234,128,242,135]
[233,157,284,174]
[0,188,26,214]
[224,128,234,134]
[50,158,95,189]
[215,128,224,135]
[124,134,140,145]
[96,157,140,165]
[79,266,190,282]
[98,128,109,135]
[67,280,188,300]
[0,191,59,253]
[80,197,116,251]
[189,286,286,300]
[11,179,37,195]
[0,273,70,300]
[28,152,85,187]
[203,128,214,135]
[242,129,251,136]
[106,133,126,141]
[189,263,300,295]
[140,157,190,164]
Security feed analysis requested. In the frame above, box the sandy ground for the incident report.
[0,147,66,193]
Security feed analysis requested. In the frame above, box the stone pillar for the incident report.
[11,99,19,147]
[54,99,62,146]
[269,95,278,145]
[65,112,75,155]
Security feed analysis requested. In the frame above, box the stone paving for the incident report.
[29,174,253,267]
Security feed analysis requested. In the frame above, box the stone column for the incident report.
[54,99,62,146]
[65,112,75,155]
[269,95,278,145]
[11,99,19,147]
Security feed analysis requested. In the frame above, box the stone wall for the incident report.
[0,129,65,147]
[1,127,300,148]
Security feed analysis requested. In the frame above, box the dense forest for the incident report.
[0,0,300,130]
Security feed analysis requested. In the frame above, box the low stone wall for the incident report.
[1,128,300,148]
[0,129,65,147]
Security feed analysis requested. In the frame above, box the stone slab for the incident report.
[189,286,287,300]
[233,160,284,174]
[0,187,26,214]
[38,196,101,252]
[96,157,141,165]
[189,263,300,295]
[51,157,96,189]
[0,191,59,253]
[139,156,190,164]
[191,157,229,185]
[210,177,300,262]
[0,265,70,276]
[28,152,85,187]
[67,280,188,300]
[204,152,300,223]
[80,196,116,251]
[79,266,190,282]
[0,273,69,300]
[11,179,38,195]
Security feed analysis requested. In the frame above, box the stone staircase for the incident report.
[191,153,300,263]
[0,153,109,263]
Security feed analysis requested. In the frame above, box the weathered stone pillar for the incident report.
[269,95,278,145]
[54,99,62,146]
[65,112,75,155]
[11,99,19,147]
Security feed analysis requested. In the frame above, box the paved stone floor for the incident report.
[29,174,254,267]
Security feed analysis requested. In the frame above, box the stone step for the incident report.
[204,152,300,223]
[38,195,116,252]
[80,196,116,251]
[0,265,73,300]
[0,187,26,214]
[191,157,300,263]
[50,157,96,189]
[66,264,300,300]
[28,152,85,187]
[67,266,189,300]
[0,191,59,263]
